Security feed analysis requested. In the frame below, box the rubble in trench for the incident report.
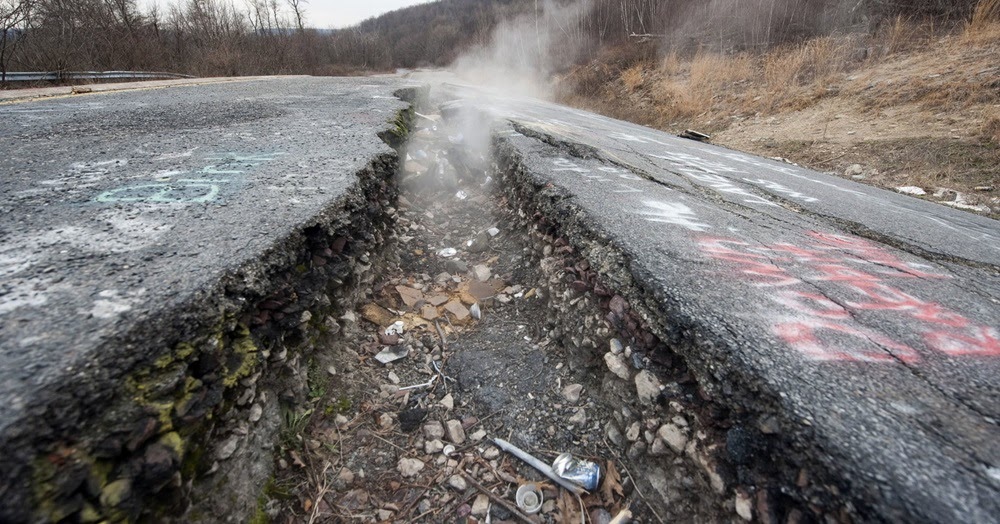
[267,106,761,523]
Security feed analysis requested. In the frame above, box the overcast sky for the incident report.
[138,0,435,29]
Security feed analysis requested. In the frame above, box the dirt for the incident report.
[713,98,1000,218]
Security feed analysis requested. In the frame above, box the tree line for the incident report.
[0,0,989,83]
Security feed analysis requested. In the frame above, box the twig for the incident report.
[307,462,332,524]
[434,319,448,350]
[459,471,536,524]
[608,508,634,524]
[370,433,407,452]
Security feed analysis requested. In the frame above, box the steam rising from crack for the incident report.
[450,0,594,100]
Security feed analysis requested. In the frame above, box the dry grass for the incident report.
[556,11,1000,216]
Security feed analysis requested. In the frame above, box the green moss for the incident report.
[158,432,185,458]
[224,327,259,388]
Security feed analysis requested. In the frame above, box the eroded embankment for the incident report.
[2,120,407,522]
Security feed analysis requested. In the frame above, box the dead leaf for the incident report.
[289,450,307,468]
[558,489,581,524]
[601,460,624,506]
[303,498,313,513]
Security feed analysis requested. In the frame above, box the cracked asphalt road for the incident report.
[437,83,1000,522]
[0,75,997,522]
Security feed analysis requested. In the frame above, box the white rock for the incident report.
[425,439,445,454]
[609,338,624,354]
[424,421,445,440]
[634,370,661,403]
[469,429,487,442]
[649,438,668,456]
[397,457,425,478]
[249,403,263,423]
[471,494,490,516]
[448,474,468,491]
[483,446,500,460]
[440,393,454,411]
[658,423,689,454]
[387,371,400,384]
[472,264,492,282]
[562,383,584,403]
[216,436,239,460]
[445,419,466,444]
[569,408,588,425]
[735,491,753,521]
[895,186,926,196]
[626,422,641,442]
[604,352,630,380]
[377,509,393,521]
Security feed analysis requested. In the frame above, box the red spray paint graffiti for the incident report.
[698,232,1000,361]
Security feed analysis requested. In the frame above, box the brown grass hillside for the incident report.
[556,10,1000,217]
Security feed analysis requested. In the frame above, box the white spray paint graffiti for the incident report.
[550,158,643,193]
[638,201,712,231]
[95,151,285,204]
[649,152,779,208]
[741,178,820,203]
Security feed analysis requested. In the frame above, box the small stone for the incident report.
[377,509,393,521]
[626,441,646,460]
[388,371,400,384]
[844,164,864,178]
[590,508,612,524]
[568,408,587,425]
[542,499,556,513]
[471,494,490,516]
[658,423,689,454]
[424,421,445,440]
[99,479,132,508]
[469,429,487,441]
[483,446,500,460]
[337,467,355,486]
[626,422,641,442]
[604,352,630,379]
[634,370,661,403]
[562,383,584,403]
[443,300,470,321]
[609,338,624,354]
[378,413,394,430]
[606,424,624,446]
[472,264,492,282]
[425,439,445,454]
[216,436,239,460]
[649,438,668,456]
[736,490,754,521]
[397,457,425,477]
[440,394,455,411]
[445,419,466,444]
[448,475,468,491]
[249,404,263,423]
[418,499,432,514]
[335,414,350,427]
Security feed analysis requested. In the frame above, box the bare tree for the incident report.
[286,0,304,32]
[1,0,32,82]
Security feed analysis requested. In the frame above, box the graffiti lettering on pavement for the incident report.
[698,232,1000,361]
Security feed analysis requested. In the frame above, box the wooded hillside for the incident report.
[0,0,990,81]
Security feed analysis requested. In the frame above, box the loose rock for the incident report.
[397,458,425,478]
[445,419,466,444]
[604,352,630,379]
[634,370,661,403]
[562,383,584,403]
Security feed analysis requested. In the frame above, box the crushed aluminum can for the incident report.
[552,453,601,491]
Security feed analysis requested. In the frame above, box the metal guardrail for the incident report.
[1,71,195,82]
